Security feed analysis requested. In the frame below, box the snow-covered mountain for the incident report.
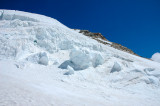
[0,10,160,106]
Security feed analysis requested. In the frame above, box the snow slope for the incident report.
[0,10,160,106]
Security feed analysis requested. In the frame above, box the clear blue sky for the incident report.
[1,0,160,58]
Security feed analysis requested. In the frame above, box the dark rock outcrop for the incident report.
[79,30,107,40]
[75,29,139,56]
[111,42,138,56]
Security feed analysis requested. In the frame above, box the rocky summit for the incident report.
[75,29,138,56]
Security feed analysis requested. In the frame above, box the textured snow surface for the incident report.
[0,10,160,106]
[59,49,104,70]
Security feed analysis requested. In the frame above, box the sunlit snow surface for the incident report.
[152,53,160,63]
[0,10,160,106]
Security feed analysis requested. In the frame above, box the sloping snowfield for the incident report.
[0,10,160,106]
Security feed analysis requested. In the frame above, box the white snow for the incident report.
[26,52,49,65]
[96,38,113,45]
[64,65,74,75]
[68,49,104,70]
[0,10,160,106]
[151,52,160,63]
[110,62,121,73]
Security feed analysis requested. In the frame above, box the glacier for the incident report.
[0,10,160,106]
